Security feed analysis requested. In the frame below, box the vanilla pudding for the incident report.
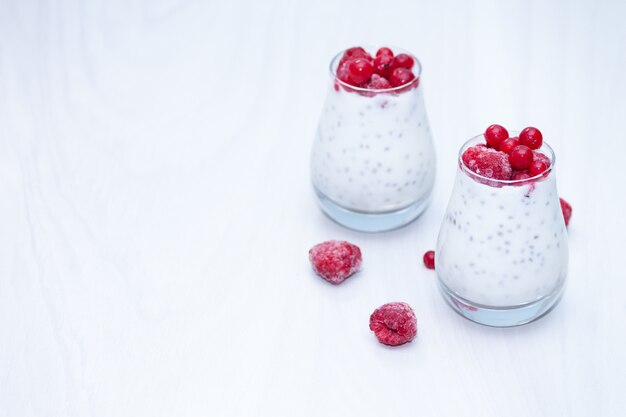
[310,48,436,231]
[436,137,568,311]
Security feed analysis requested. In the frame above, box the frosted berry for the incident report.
[423,251,435,269]
[340,47,371,65]
[373,54,394,78]
[484,124,509,149]
[392,53,414,70]
[369,302,418,346]
[376,47,393,57]
[389,67,416,87]
[336,61,351,84]
[533,151,551,168]
[309,240,362,284]
[367,73,392,89]
[461,145,513,180]
[347,58,374,85]
[512,170,532,181]
[508,145,534,170]
[499,137,519,154]
[519,127,543,150]
[529,159,548,176]
[559,198,572,227]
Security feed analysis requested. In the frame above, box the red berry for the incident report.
[366,73,391,90]
[508,145,534,170]
[369,302,417,346]
[340,47,371,66]
[373,54,394,78]
[389,67,415,87]
[392,53,414,70]
[533,151,551,168]
[376,47,393,57]
[336,61,351,84]
[559,198,572,227]
[519,127,543,150]
[309,240,362,285]
[484,124,509,149]
[512,170,532,181]
[347,58,374,85]
[461,145,513,181]
[529,159,548,176]
[499,137,519,153]
[423,251,435,269]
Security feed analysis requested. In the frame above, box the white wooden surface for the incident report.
[1,1,625,416]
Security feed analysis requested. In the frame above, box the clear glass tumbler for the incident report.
[310,46,436,232]
[436,134,568,327]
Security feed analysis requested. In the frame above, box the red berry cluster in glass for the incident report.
[462,125,551,183]
[336,46,418,91]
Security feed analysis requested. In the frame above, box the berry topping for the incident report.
[559,198,572,227]
[375,47,394,57]
[392,53,415,70]
[529,159,548,176]
[508,145,534,170]
[309,240,362,285]
[336,61,351,84]
[389,67,416,87]
[423,251,435,269]
[347,58,374,85]
[533,151,551,168]
[484,124,509,149]
[373,53,394,78]
[499,137,519,154]
[367,73,392,90]
[369,302,418,346]
[519,127,543,150]
[512,170,532,181]
[461,145,513,180]
[340,47,371,65]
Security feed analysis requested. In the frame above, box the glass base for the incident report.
[437,280,565,327]
[313,187,432,233]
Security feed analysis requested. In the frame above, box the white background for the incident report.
[1,1,625,416]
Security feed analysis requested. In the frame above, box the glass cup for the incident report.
[310,46,436,232]
[436,134,568,327]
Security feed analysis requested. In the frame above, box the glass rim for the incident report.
[457,132,557,185]
[328,45,423,93]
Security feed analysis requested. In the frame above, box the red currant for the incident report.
[347,58,374,85]
[484,124,509,149]
[519,127,543,150]
[389,67,415,87]
[529,159,548,176]
[376,47,393,57]
[423,251,435,269]
[336,61,351,84]
[340,47,371,65]
[499,137,519,153]
[392,53,414,69]
[512,170,532,181]
[508,145,534,170]
[373,54,394,78]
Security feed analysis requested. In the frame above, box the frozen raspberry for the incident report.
[347,58,374,85]
[309,240,362,284]
[376,47,394,57]
[499,137,519,154]
[559,198,572,227]
[336,61,351,84]
[373,53,394,78]
[369,302,418,346]
[509,145,534,170]
[533,151,551,168]
[484,124,509,149]
[423,250,435,269]
[512,170,532,181]
[461,145,513,181]
[529,159,548,176]
[389,67,416,87]
[367,73,392,90]
[392,53,414,70]
[339,47,371,66]
[519,127,543,150]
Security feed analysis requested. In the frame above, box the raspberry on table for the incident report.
[423,250,435,269]
[309,240,362,284]
[461,145,513,181]
[559,198,572,227]
[369,302,418,346]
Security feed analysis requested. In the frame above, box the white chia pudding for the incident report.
[436,143,568,307]
[310,54,436,213]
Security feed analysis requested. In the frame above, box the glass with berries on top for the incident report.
[436,125,568,327]
[310,46,436,232]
